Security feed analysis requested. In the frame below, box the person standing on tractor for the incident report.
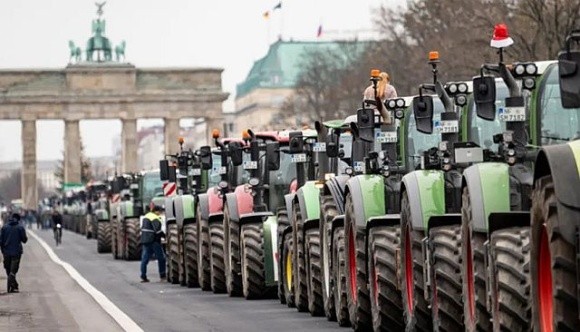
[363,71,397,123]
[140,204,166,283]
[0,213,28,293]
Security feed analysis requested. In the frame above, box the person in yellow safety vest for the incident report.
[140,204,166,283]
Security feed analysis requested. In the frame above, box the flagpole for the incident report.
[279,5,284,40]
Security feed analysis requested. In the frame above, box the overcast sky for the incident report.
[0,0,404,162]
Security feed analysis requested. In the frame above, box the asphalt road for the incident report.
[7,227,343,332]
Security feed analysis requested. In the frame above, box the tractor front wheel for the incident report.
[183,223,199,288]
[97,221,111,253]
[209,221,226,293]
[240,223,267,299]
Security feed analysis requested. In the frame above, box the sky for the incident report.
[0,0,405,162]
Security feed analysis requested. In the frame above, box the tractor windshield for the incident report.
[209,153,222,187]
[406,97,445,170]
[468,81,508,151]
[142,171,163,206]
[538,65,580,145]
[269,145,297,210]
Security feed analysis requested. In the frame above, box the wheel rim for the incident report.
[348,225,357,304]
[538,225,553,332]
[466,232,475,323]
[286,247,293,291]
[404,226,413,313]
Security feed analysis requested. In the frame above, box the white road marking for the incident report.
[29,230,143,332]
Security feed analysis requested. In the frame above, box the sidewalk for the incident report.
[0,229,123,332]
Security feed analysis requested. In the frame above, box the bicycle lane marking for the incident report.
[29,230,144,332]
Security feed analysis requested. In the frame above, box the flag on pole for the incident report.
[273,2,282,10]
[317,25,323,38]
[263,11,270,19]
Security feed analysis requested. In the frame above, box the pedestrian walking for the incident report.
[0,213,28,293]
[140,204,166,282]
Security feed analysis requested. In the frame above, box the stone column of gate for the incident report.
[64,120,82,186]
[21,119,37,210]
[164,117,180,156]
[205,117,224,146]
[122,118,138,173]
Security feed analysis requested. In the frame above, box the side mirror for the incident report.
[168,166,177,183]
[159,160,169,181]
[289,131,303,154]
[473,76,496,120]
[266,142,280,170]
[229,142,243,166]
[558,33,580,108]
[199,146,212,170]
[356,108,375,142]
[412,95,434,134]
[326,141,338,158]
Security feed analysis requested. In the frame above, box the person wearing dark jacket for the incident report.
[140,205,166,282]
[0,213,28,293]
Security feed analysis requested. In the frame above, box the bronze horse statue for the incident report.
[68,41,82,63]
[115,40,126,62]
[86,19,112,61]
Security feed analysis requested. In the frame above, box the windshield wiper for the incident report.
[541,136,570,142]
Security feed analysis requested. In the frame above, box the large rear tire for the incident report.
[126,218,141,261]
[183,223,199,288]
[277,209,289,304]
[344,193,372,331]
[332,226,350,327]
[118,219,127,260]
[224,206,242,297]
[490,227,531,331]
[97,221,111,253]
[209,221,226,293]
[320,194,337,321]
[368,225,404,331]
[461,186,492,332]
[531,175,579,331]
[111,218,119,259]
[197,207,211,291]
[400,193,432,332]
[282,230,295,307]
[240,223,267,299]
[430,225,464,331]
[167,223,180,284]
[305,227,324,316]
[292,202,309,312]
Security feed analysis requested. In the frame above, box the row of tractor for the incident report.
[74,26,580,332]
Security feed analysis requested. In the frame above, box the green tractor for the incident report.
[530,31,580,331]
[112,171,163,261]
[161,139,213,286]
[85,181,108,240]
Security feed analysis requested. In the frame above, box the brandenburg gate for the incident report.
[0,4,227,209]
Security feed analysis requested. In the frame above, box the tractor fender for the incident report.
[207,187,224,218]
[462,163,511,233]
[323,175,349,215]
[234,185,253,217]
[401,170,446,231]
[345,174,386,229]
[198,193,210,221]
[263,215,279,285]
[177,194,196,227]
[119,201,135,220]
[164,197,176,225]
[225,192,239,222]
[533,141,580,244]
[296,181,321,223]
[284,193,296,223]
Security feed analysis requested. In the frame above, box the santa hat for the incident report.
[490,23,514,48]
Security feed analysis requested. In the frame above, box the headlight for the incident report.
[515,64,525,75]
[345,167,354,176]
[525,63,537,75]
[507,149,515,157]
[455,94,467,106]
[248,177,260,186]
[396,98,405,108]
[443,157,450,164]
[458,83,468,93]
[448,84,458,94]
[523,77,536,90]
[387,100,397,109]
[395,110,404,119]
[439,141,448,152]
[218,181,228,189]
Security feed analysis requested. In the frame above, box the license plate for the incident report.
[243,161,258,170]
[219,166,227,175]
[498,106,526,122]
[376,131,398,143]
[190,168,201,176]
[354,161,365,173]
[436,120,459,133]
[313,143,326,152]
[291,153,307,163]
